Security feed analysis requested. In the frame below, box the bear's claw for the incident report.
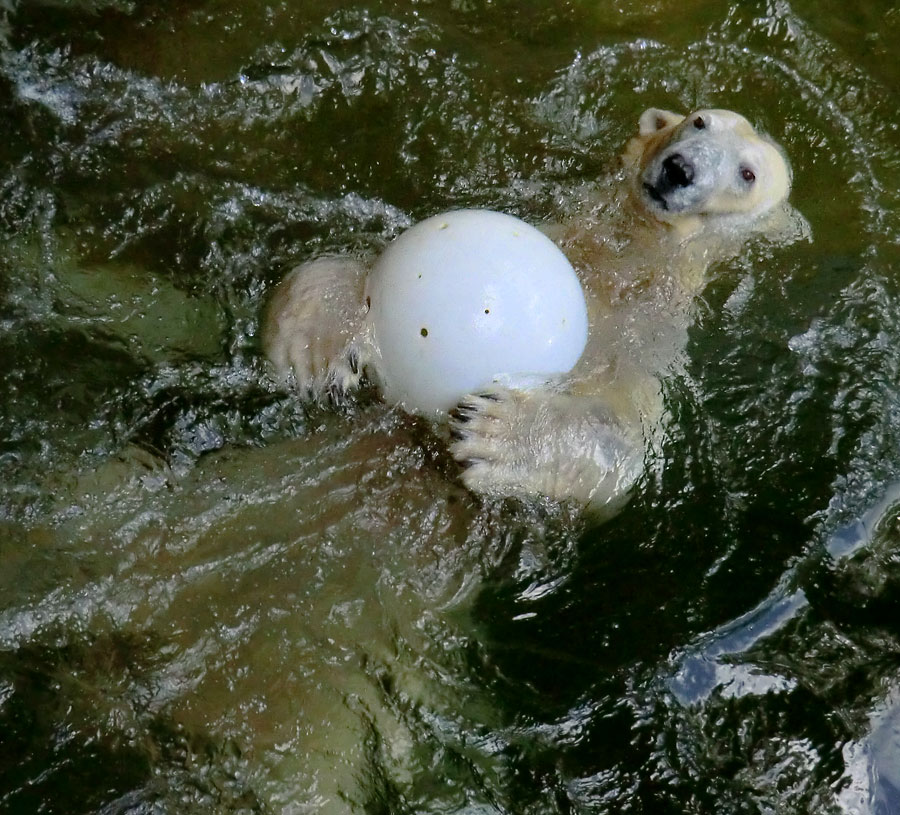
[448,388,524,491]
[263,256,369,405]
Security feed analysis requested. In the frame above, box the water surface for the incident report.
[2,0,900,812]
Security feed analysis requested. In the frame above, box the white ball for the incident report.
[365,209,588,415]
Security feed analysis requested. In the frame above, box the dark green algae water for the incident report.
[2,0,900,812]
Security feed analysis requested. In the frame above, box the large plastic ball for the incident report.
[365,209,589,415]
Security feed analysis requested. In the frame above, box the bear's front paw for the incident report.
[267,322,362,403]
[448,388,530,496]
[263,257,368,403]
[448,386,643,509]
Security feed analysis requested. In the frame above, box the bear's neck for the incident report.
[573,205,718,308]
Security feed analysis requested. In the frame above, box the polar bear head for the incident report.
[624,108,791,229]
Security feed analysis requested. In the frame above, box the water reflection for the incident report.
[840,686,900,815]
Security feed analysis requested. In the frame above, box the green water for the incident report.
[2,0,900,812]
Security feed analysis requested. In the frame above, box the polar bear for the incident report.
[263,107,802,515]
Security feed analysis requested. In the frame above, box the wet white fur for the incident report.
[263,108,801,516]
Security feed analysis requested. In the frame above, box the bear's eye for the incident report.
[693,116,706,130]
[740,167,756,184]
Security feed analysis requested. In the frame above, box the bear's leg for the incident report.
[262,257,369,401]
[449,387,644,515]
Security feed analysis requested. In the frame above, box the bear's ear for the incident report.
[622,108,686,170]
[638,108,684,136]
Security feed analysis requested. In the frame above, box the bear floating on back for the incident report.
[263,107,804,516]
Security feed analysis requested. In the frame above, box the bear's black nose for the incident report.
[662,153,694,188]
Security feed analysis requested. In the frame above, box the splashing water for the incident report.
[2,0,900,812]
